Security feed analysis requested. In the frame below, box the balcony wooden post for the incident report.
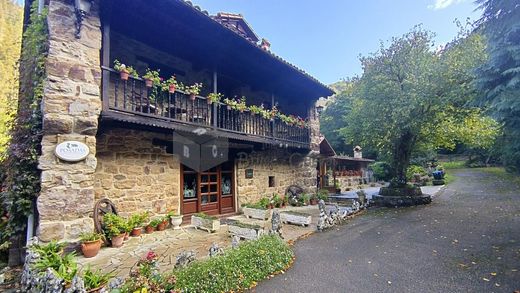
[212,70,218,128]
[101,16,110,111]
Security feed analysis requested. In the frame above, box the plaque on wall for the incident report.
[245,168,254,179]
[55,141,90,162]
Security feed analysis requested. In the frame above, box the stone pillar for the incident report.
[308,103,321,153]
[36,0,102,242]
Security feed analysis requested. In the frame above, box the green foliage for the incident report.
[0,0,22,159]
[476,0,520,172]
[102,213,127,237]
[0,1,47,244]
[370,162,394,181]
[406,165,427,181]
[128,212,149,229]
[82,266,113,290]
[148,219,162,227]
[79,232,104,243]
[335,25,497,184]
[31,246,77,284]
[442,161,466,169]
[173,235,293,292]
[317,189,329,201]
[192,212,217,220]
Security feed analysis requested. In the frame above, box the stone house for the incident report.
[24,0,333,242]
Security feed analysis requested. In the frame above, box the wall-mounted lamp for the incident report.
[74,0,93,39]
[316,105,324,116]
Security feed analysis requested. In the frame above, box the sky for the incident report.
[192,0,482,84]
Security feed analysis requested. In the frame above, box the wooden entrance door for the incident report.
[181,162,235,216]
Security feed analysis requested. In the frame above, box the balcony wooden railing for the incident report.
[101,67,311,147]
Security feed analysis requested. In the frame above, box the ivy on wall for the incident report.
[0,1,48,245]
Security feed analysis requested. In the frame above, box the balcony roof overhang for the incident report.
[104,0,334,101]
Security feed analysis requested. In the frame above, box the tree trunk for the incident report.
[392,131,416,187]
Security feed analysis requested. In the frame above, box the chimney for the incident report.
[353,146,362,159]
[260,38,271,51]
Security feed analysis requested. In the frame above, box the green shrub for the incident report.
[370,162,394,181]
[406,165,427,181]
[82,266,113,290]
[173,235,293,292]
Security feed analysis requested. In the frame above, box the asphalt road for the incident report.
[254,169,520,293]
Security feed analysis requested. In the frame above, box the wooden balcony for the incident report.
[100,67,311,148]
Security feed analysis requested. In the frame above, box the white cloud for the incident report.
[428,0,466,10]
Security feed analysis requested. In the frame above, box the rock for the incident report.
[208,243,224,257]
[38,222,65,242]
[175,251,196,269]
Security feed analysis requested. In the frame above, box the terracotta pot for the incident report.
[189,93,196,101]
[119,71,129,81]
[86,284,106,293]
[145,78,154,88]
[145,225,154,234]
[310,199,318,205]
[110,234,125,248]
[156,222,166,231]
[131,227,142,237]
[124,232,129,241]
[81,240,101,258]
[168,84,176,93]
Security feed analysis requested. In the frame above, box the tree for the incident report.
[0,0,23,160]
[339,26,498,186]
[475,0,520,172]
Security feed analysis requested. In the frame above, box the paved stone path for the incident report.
[254,169,520,292]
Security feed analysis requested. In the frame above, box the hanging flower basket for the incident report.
[168,84,176,93]
[189,94,196,101]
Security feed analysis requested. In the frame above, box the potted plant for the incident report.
[185,83,203,100]
[242,199,271,220]
[113,59,137,81]
[162,76,178,93]
[223,97,237,110]
[191,212,220,233]
[269,105,278,121]
[157,216,168,231]
[147,219,162,233]
[167,211,183,229]
[309,194,318,205]
[143,68,160,88]
[207,92,223,105]
[79,232,104,258]
[83,266,113,293]
[317,189,329,202]
[249,104,263,116]
[102,213,126,248]
[236,96,247,113]
[128,212,149,237]
[272,194,283,208]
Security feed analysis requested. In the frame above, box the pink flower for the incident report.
[145,251,157,261]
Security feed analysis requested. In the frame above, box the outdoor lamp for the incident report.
[74,0,93,39]
[316,105,324,115]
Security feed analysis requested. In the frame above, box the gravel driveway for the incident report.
[254,169,520,293]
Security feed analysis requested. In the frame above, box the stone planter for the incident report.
[280,211,312,227]
[170,215,183,229]
[228,222,264,240]
[191,215,220,233]
[243,207,270,220]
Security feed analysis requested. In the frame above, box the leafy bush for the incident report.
[370,162,394,181]
[82,266,113,290]
[102,213,127,238]
[406,165,427,181]
[317,189,329,201]
[30,242,77,284]
[173,235,293,292]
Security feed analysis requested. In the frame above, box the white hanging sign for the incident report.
[55,141,90,162]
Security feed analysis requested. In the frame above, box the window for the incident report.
[268,176,275,187]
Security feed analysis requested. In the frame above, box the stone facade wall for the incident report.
[236,149,318,206]
[94,128,180,217]
[36,0,102,242]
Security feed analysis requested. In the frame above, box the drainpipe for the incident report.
[26,213,34,245]
[37,0,44,14]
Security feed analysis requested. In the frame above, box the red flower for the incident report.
[145,251,157,261]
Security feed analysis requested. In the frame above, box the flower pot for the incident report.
[145,78,154,88]
[189,94,196,101]
[170,215,183,229]
[119,71,129,81]
[226,105,232,111]
[310,199,318,205]
[156,222,166,231]
[131,227,142,237]
[81,240,101,258]
[87,284,107,293]
[145,225,154,234]
[168,84,176,93]
[110,233,125,248]
[124,232,129,241]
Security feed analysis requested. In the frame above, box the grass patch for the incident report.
[441,161,466,169]
[173,235,294,292]
[479,167,520,186]
[444,172,455,185]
